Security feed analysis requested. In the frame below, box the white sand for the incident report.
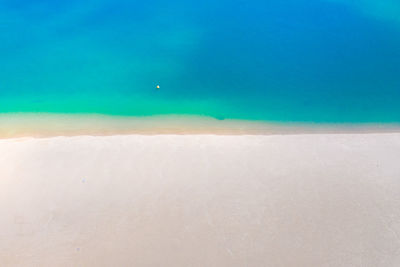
[1,134,400,266]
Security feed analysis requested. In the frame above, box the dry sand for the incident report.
[1,133,400,266]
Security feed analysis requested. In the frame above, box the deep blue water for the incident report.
[0,0,399,122]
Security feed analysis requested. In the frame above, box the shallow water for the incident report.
[0,0,399,122]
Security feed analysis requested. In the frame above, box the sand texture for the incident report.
[1,134,400,266]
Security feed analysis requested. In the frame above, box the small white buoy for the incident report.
[156,85,160,89]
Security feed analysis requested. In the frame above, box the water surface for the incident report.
[0,0,399,122]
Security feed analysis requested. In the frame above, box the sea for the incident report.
[0,0,399,123]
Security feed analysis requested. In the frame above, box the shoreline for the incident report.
[0,113,400,139]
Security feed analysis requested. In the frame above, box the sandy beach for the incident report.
[1,133,400,266]
[2,0,400,265]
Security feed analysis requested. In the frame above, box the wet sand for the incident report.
[1,113,399,138]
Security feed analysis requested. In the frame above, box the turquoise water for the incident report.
[0,0,399,123]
